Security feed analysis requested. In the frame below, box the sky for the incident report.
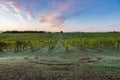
[0,0,120,32]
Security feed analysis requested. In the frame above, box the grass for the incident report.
[0,46,120,80]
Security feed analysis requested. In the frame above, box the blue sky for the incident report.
[0,0,120,32]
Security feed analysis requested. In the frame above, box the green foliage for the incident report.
[0,32,120,52]
[48,40,56,50]
[61,40,68,51]
[62,32,120,50]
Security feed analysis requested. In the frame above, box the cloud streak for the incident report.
[7,0,21,13]
[7,0,27,23]
[0,3,10,13]
[0,0,34,23]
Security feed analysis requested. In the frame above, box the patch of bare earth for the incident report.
[0,59,119,80]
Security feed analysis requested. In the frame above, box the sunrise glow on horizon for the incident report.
[0,0,120,32]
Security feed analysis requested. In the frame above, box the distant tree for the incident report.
[60,31,63,33]
[2,31,46,33]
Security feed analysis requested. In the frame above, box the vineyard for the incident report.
[0,32,120,80]
[0,32,120,52]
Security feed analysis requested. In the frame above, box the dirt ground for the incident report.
[0,47,120,80]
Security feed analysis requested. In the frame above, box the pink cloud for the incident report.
[39,0,71,27]
[39,0,89,28]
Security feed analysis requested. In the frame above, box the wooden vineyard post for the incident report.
[82,39,86,51]
[97,41,101,51]
[29,41,33,52]
[115,40,118,50]
[48,40,51,51]
[31,44,33,52]
[15,41,19,52]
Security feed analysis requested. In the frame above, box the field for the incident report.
[0,32,120,80]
